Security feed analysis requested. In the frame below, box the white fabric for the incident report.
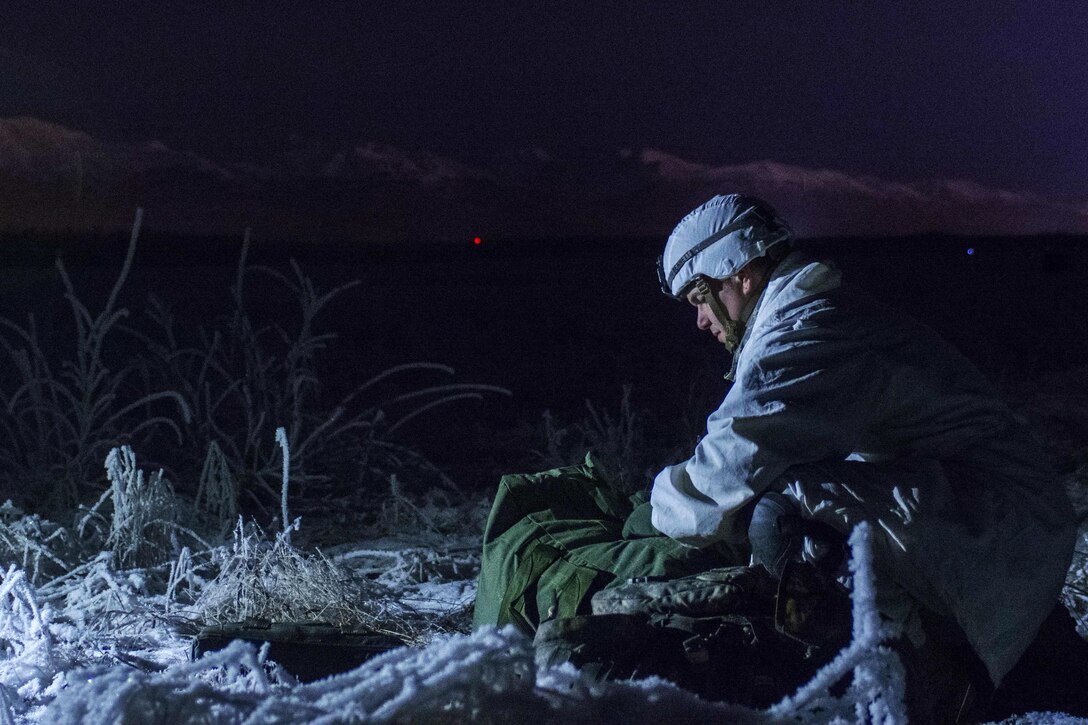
[650,251,1076,684]
[661,194,792,297]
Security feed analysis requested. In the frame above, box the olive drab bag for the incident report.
[473,454,739,634]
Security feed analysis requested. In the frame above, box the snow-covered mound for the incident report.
[2,514,1087,723]
[0,524,910,723]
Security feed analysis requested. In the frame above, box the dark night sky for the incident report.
[1,2,1086,237]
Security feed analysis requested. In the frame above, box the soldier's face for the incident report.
[686,276,746,342]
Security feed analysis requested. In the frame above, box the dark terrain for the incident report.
[1,230,1086,491]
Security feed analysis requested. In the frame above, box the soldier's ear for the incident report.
[735,268,757,296]
[736,258,769,296]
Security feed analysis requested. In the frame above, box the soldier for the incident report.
[475,194,1078,718]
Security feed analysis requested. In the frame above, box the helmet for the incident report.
[657,194,792,299]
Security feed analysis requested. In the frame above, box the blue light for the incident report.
[966,248,975,256]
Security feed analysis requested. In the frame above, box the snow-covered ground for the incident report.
[1,482,1086,724]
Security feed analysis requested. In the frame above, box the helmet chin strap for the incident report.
[693,272,772,354]
[693,277,742,352]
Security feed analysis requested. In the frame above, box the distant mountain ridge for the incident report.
[1,116,1085,240]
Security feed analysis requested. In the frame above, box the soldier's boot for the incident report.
[988,603,1088,719]
[892,610,992,724]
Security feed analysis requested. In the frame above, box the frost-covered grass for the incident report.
[0,210,512,721]
[0,520,924,724]
[0,447,485,723]
[0,211,509,526]
[3,477,1084,724]
[523,384,708,496]
[192,519,423,642]
[0,210,190,511]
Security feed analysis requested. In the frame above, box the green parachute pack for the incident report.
[473,455,852,706]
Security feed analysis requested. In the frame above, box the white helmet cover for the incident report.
[658,194,793,298]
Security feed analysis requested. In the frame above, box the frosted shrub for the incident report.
[0,209,190,511]
[135,232,509,523]
[87,446,198,569]
[25,548,191,676]
[0,566,57,705]
[195,519,418,641]
[105,447,170,563]
[0,503,71,585]
[535,387,650,494]
[46,553,142,638]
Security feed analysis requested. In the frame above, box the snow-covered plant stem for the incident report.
[194,441,237,537]
[768,522,908,724]
[275,427,290,535]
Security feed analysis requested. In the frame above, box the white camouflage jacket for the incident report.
[650,251,1075,683]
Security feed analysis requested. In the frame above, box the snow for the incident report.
[0,519,985,723]
[0,475,1085,723]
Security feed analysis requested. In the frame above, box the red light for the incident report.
[473,236,482,246]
